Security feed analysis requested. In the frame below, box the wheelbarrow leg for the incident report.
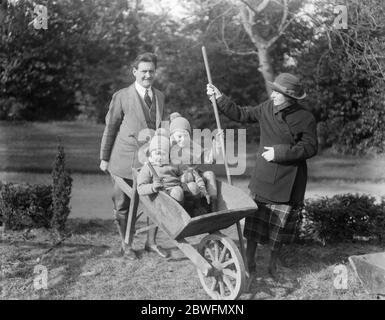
[125,176,139,247]
[236,221,249,275]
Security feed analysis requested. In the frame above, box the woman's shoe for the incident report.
[268,264,280,281]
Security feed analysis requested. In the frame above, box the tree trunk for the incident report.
[257,45,275,95]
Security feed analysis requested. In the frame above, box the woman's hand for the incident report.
[261,147,275,162]
[206,84,222,99]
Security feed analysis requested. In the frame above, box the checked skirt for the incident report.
[243,201,302,251]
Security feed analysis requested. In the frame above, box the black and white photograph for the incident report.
[1,0,385,305]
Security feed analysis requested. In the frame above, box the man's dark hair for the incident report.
[132,52,157,69]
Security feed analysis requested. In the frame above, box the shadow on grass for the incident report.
[41,243,109,299]
[2,239,111,299]
[2,221,117,299]
[68,218,116,235]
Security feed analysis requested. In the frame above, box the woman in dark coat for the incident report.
[207,73,318,279]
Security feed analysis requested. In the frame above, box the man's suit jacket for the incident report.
[100,83,165,179]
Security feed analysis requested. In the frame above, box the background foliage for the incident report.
[299,194,385,244]
[0,182,53,230]
[0,143,72,232]
[1,0,384,153]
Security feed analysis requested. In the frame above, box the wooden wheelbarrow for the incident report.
[112,170,257,300]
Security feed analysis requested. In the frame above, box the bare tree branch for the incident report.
[238,3,266,47]
[256,0,272,13]
[266,15,295,47]
[238,0,258,15]
[203,7,234,38]
[221,15,258,56]
[278,0,288,31]
[239,0,272,14]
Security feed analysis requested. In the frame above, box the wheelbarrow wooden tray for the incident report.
[349,252,385,295]
[139,179,257,240]
[112,173,256,299]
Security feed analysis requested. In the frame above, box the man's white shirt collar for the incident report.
[135,81,153,100]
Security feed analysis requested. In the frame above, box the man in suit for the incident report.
[100,52,167,259]
[207,73,318,279]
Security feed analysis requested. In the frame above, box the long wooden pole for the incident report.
[202,46,232,185]
[202,46,248,275]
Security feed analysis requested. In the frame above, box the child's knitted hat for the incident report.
[149,135,170,154]
[170,116,191,135]
[170,112,182,122]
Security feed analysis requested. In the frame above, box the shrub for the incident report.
[51,143,72,233]
[0,143,72,232]
[299,194,385,244]
[0,183,53,230]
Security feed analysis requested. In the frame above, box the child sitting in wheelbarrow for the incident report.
[137,128,213,216]
[169,113,219,212]
[137,131,185,203]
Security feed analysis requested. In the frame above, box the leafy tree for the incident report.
[294,0,385,154]
[1,0,80,120]
[0,0,142,121]
[137,0,315,142]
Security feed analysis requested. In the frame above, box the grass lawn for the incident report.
[0,121,103,173]
[1,219,384,300]
[1,121,385,181]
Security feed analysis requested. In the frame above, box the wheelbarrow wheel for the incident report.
[197,233,246,300]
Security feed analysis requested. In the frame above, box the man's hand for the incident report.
[152,179,163,192]
[99,160,109,172]
[261,146,275,162]
[206,84,222,99]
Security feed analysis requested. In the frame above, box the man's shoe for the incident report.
[125,247,139,260]
[145,244,169,258]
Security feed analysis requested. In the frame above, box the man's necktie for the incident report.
[144,89,152,108]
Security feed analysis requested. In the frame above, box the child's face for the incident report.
[150,149,168,165]
[172,130,190,148]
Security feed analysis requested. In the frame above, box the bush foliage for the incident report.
[51,143,72,232]
[0,183,53,230]
[0,143,72,232]
[299,194,385,244]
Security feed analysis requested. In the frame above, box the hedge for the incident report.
[298,194,385,244]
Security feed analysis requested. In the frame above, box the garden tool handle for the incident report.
[202,46,232,185]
